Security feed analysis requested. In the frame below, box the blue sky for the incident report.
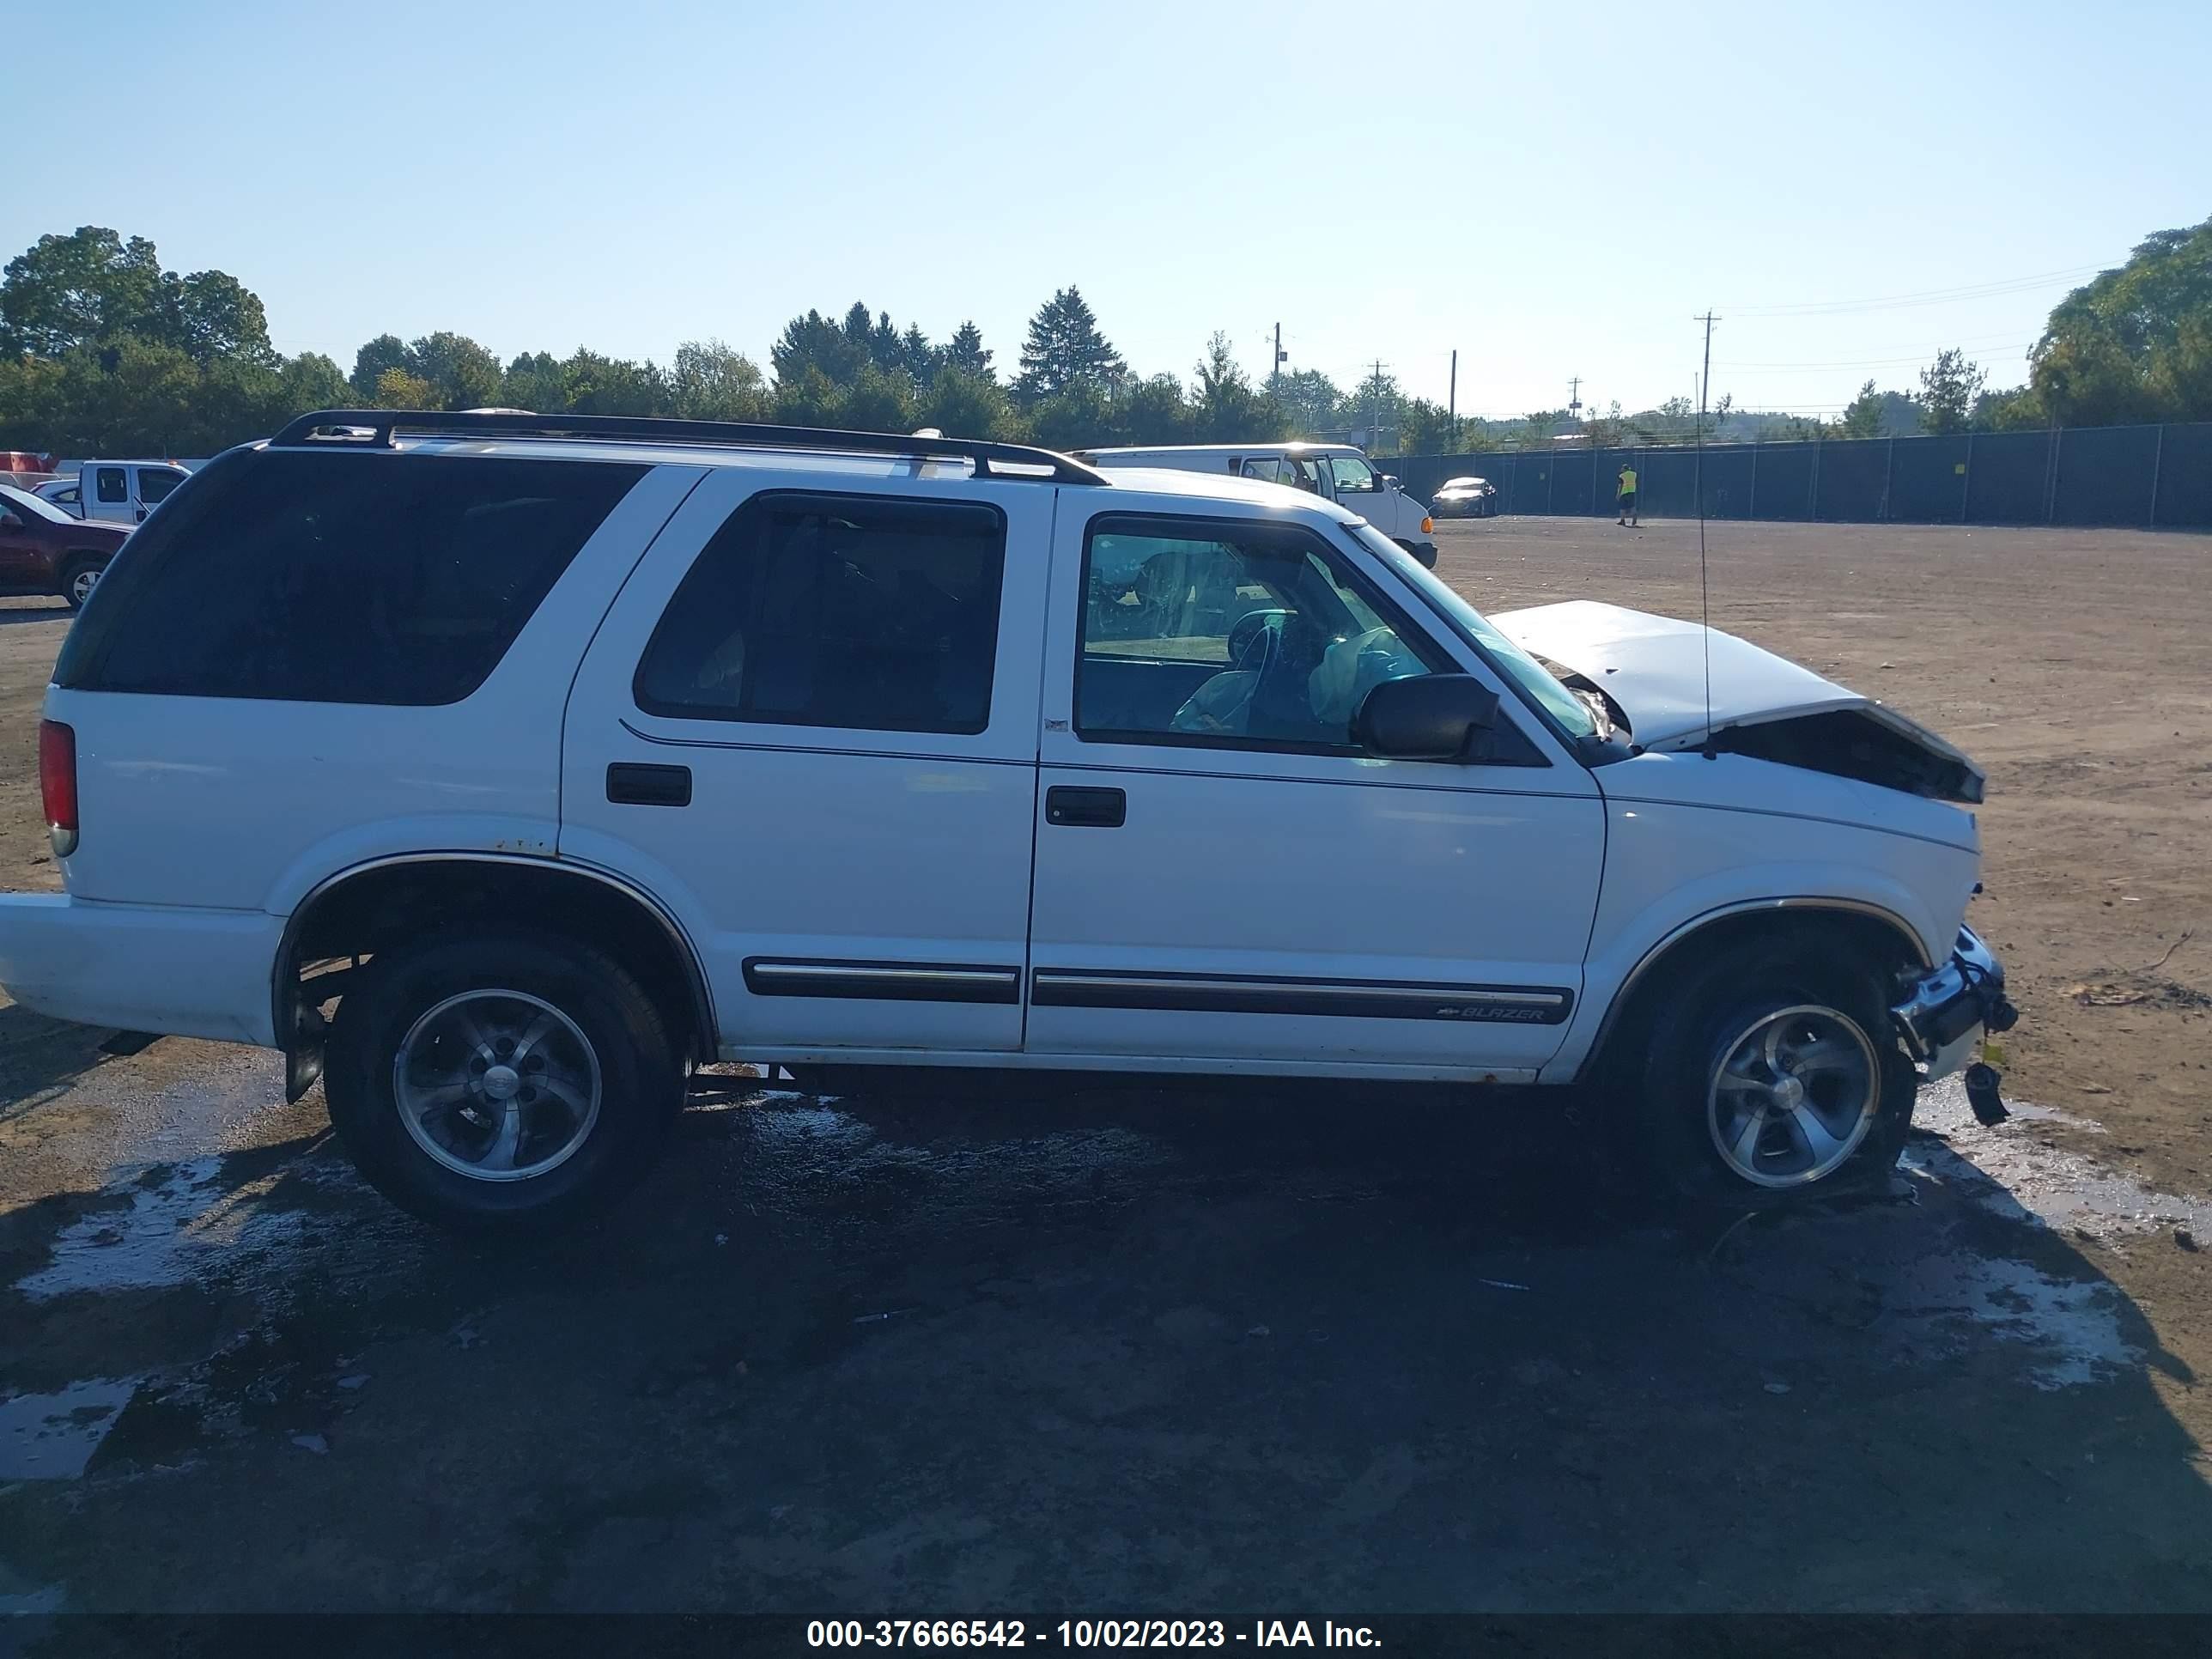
[15,0,2208,417]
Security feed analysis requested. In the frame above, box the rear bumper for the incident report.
[1892,925,2016,1082]
[0,894,281,1046]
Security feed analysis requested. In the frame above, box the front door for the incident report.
[134,465,185,523]
[1027,507,1606,1079]
[560,469,1054,1058]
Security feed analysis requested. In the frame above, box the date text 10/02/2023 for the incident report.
[806,1621,1383,1649]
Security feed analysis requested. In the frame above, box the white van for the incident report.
[1077,443,1439,567]
[74,460,193,525]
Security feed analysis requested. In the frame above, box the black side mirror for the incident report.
[1355,674,1498,761]
[0,512,20,530]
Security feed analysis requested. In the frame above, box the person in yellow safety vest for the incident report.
[1616,463,1639,527]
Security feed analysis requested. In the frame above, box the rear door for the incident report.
[559,468,1053,1058]
[87,466,131,524]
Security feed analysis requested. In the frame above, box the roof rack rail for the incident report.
[267,409,1109,485]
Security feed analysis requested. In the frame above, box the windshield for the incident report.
[1345,522,1599,742]
[0,483,69,525]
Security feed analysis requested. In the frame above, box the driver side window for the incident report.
[1075,517,1443,750]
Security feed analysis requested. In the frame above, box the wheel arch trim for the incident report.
[272,851,718,1067]
[1569,896,1932,1085]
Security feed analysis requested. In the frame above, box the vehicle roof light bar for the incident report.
[268,409,1110,485]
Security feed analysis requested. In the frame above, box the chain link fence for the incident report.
[1384,422,2212,529]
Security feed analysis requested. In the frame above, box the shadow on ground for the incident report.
[3,1073,2209,1613]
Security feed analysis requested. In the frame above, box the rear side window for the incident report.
[58,449,645,705]
[95,468,127,503]
[634,491,1005,736]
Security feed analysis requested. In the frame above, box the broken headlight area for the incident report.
[1705,707,1984,805]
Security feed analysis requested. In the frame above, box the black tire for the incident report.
[59,556,107,610]
[1636,939,1915,1207]
[325,929,683,1233]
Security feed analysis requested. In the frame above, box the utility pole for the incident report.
[1449,349,1457,434]
[1272,322,1285,392]
[1568,374,1582,422]
[1695,311,1718,440]
[1368,358,1386,449]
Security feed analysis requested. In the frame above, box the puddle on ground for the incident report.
[1880,1073,2208,1389]
[1909,1073,2207,1239]
[0,1377,139,1479]
[15,1157,313,1303]
[14,1151,406,1304]
[1879,1243,2138,1390]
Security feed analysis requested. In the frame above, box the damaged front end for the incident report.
[1892,925,2018,1082]
[1491,600,1985,805]
[1704,705,1983,805]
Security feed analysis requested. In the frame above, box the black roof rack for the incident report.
[267,409,1111,486]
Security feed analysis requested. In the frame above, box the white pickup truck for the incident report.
[43,459,193,524]
[0,410,2014,1233]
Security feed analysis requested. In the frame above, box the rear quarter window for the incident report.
[57,448,646,705]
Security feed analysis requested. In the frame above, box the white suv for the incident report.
[0,410,2016,1231]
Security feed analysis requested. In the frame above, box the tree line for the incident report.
[3,217,2207,459]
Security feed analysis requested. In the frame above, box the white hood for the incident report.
[1491,600,1862,747]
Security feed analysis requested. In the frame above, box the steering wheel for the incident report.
[1169,610,1283,735]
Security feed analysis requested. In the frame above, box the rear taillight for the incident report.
[39,720,76,858]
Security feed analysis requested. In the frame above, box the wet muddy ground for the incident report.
[3,520,2210,1615]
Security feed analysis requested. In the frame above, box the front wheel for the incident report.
[1638,941,1915,1206]
[325,930,683,1232]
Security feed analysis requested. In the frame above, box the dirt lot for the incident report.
[1,519,2209,1621]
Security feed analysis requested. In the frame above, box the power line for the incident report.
[1716,344,2035,374]
[1727,264,2103,318]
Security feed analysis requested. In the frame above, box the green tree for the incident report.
[350,334,410,401]
[831,362,917,432]
[1917,349,1986,435]
[899,324,939,386]
[0,227,164,357]
[1971,386,2045,431]
[1024,379,1114,449]
[771,308,868,389]
[1016,286,1124,404]
[1839,379,1885,439]
[773,365,842,427]
[373,366,436,409]
[160,270,276,367]
[1189,332,1281,441]
[1398,398,1466,455]
[943,320,993,381]
[2032,216,2212,423]
[1347,365,1403,445]
[559,349,667,416]
[279,350,352,416]
[1273,368,1343,438]
[918,366,1014,440]
[1112,373,1194,447]
[501,350,568,411]
[669,338,768,421]
[403,331,504,410]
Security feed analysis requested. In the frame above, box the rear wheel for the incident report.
[60,557,106,610]
[325,930,682,1232]
[1637,939,1915,1206]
